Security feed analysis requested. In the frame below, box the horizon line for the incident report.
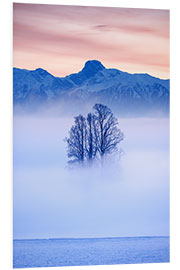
[14,235,170,241]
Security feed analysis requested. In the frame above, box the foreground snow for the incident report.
[13,236,169,268]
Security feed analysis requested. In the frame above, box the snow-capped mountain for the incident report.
[13,60,169,116]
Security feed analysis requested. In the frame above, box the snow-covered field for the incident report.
[13,236,169,268]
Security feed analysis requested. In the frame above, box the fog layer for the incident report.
[13,116,169,239]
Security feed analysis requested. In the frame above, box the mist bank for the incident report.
[13,99,169,118]
[13,116,169,239]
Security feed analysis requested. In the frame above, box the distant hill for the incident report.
[13,60,169,116]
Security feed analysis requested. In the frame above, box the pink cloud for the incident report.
[13,3,169,79]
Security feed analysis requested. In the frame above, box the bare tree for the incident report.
[65,114,87,166]
[93,104,124,161]
[65,104,124,167]
[85,113,98,163]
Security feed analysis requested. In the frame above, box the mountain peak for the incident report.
[34,68,51,77]
[82,60,105,75]
[67,60,106,85]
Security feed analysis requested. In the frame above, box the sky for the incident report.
[13,3,169,79]
[13,116,169,239]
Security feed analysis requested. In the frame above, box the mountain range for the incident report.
[13,60,169,116]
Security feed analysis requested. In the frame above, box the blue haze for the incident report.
[13,116,169,239]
